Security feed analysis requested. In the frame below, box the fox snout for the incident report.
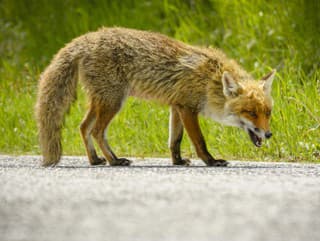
[265,131,272,139]
[245,124,272,147]
[254,128,272,139]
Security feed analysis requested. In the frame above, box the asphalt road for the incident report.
[1,155,319,241]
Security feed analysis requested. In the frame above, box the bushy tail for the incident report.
[35,50,79,166]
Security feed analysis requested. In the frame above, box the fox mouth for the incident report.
[248,129,262,147]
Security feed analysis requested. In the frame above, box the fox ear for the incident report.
[261,69,276,95]
[222,71,242,97]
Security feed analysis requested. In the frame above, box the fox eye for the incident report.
[249,111,257,118]
[266,110,271,117]
[242,110,258,118]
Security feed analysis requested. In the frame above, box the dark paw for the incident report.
[110,158,132,166]
[90,157,107,166]
[173,158,191,166]
[207,159,229,167]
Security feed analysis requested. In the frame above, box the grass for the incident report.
[0,0,319,162]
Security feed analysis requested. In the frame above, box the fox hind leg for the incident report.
[169,106,191,166]
[91,100,131,166]
[80,106,106,165]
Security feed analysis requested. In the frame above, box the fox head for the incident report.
[221,70,276,147]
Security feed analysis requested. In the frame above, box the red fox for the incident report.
[35,27,276,167]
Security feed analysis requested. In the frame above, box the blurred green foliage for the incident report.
[0,0,319,161]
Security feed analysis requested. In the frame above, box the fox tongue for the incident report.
[248,130,262,147]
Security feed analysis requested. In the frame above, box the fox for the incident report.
[35,27,276,167]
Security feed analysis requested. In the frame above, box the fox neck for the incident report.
[202,72,240,127]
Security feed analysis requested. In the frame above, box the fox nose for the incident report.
[265,131,272,139]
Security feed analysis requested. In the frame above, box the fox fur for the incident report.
[35,27,275,167]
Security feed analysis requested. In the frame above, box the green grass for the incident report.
[0,0,319,162]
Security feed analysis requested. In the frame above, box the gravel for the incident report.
[1,155,319,241]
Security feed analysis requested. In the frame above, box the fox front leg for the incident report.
[168,106,191,166]
[176,106,228,167]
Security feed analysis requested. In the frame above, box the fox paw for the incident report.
[110,158,132,166]
[173,158,191,166]
[207,159,229,167]
[90,157,107,166]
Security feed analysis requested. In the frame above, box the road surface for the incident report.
[1,155,319,241]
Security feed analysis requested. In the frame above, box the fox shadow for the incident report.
[51,164,282,169]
